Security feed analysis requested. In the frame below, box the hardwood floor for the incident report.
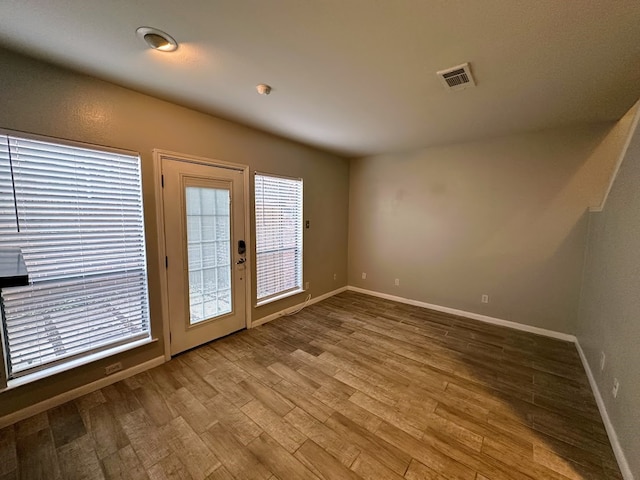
[0,291,622,479]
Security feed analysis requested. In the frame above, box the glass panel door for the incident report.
[161,156,246,356]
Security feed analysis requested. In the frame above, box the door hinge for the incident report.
[169,332,172,344]
[161,174,164,188]
[165,256,168,268]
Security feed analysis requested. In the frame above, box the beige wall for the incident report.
[577,113,640,478]
[348,122,631,333]
[0,48,349,417]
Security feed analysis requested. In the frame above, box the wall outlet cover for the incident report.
[105,362,123,376]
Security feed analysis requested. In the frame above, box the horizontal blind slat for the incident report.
[8,304,148,347]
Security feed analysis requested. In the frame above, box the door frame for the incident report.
[153,149,252,361]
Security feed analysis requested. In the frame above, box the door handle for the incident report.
[236,258,246,265]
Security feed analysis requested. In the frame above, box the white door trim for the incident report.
[153,149,252,361]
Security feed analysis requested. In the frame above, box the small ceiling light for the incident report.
[136,27,178,52]
[256,84,272,95]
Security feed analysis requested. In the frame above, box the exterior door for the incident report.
[162,157,247,355]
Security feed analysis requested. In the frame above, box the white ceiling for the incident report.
[1,1,639,157]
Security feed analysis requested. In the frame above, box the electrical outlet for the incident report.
[481,294,489,304]
[612,378,620,398]
[105,362,122,376]
[333,273,337,280]
[394,278,400,286]
[361,272,367,279]
[304,281,310,290]
[600,352,606,371]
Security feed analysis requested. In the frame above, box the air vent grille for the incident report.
[437,63,476,91]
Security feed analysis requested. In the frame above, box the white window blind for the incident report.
[0,133,150,377]
[255,173,303,303]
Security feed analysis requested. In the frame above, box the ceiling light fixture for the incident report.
[256,84,272,95]
[136,27,178,52]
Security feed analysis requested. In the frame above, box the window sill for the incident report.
[3,336,157,391]
[255,288,306,307]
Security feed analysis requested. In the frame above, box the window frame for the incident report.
[254,172,304,306]
[0,129,153,389]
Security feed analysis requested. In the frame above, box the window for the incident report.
[0,132,150,382]
[254,173,303,304]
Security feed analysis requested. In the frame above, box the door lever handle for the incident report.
[236,258,246,265]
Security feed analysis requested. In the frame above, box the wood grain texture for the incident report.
[101,445,149,480]
[200,423,271,480]
[56,434,104,480]
[0,426,17,477]
[0,292,621,479]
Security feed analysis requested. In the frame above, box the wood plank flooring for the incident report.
[0,291,622,479]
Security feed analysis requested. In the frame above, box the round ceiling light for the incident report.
[136,27,178,52]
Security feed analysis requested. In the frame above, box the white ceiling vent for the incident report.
[437,63,476,91]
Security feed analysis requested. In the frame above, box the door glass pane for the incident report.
[186,186,232,324]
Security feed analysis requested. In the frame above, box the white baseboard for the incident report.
[347,286,576,342]
[0,356,165,429]
[251,286,348,328]
[575,341,634,480]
